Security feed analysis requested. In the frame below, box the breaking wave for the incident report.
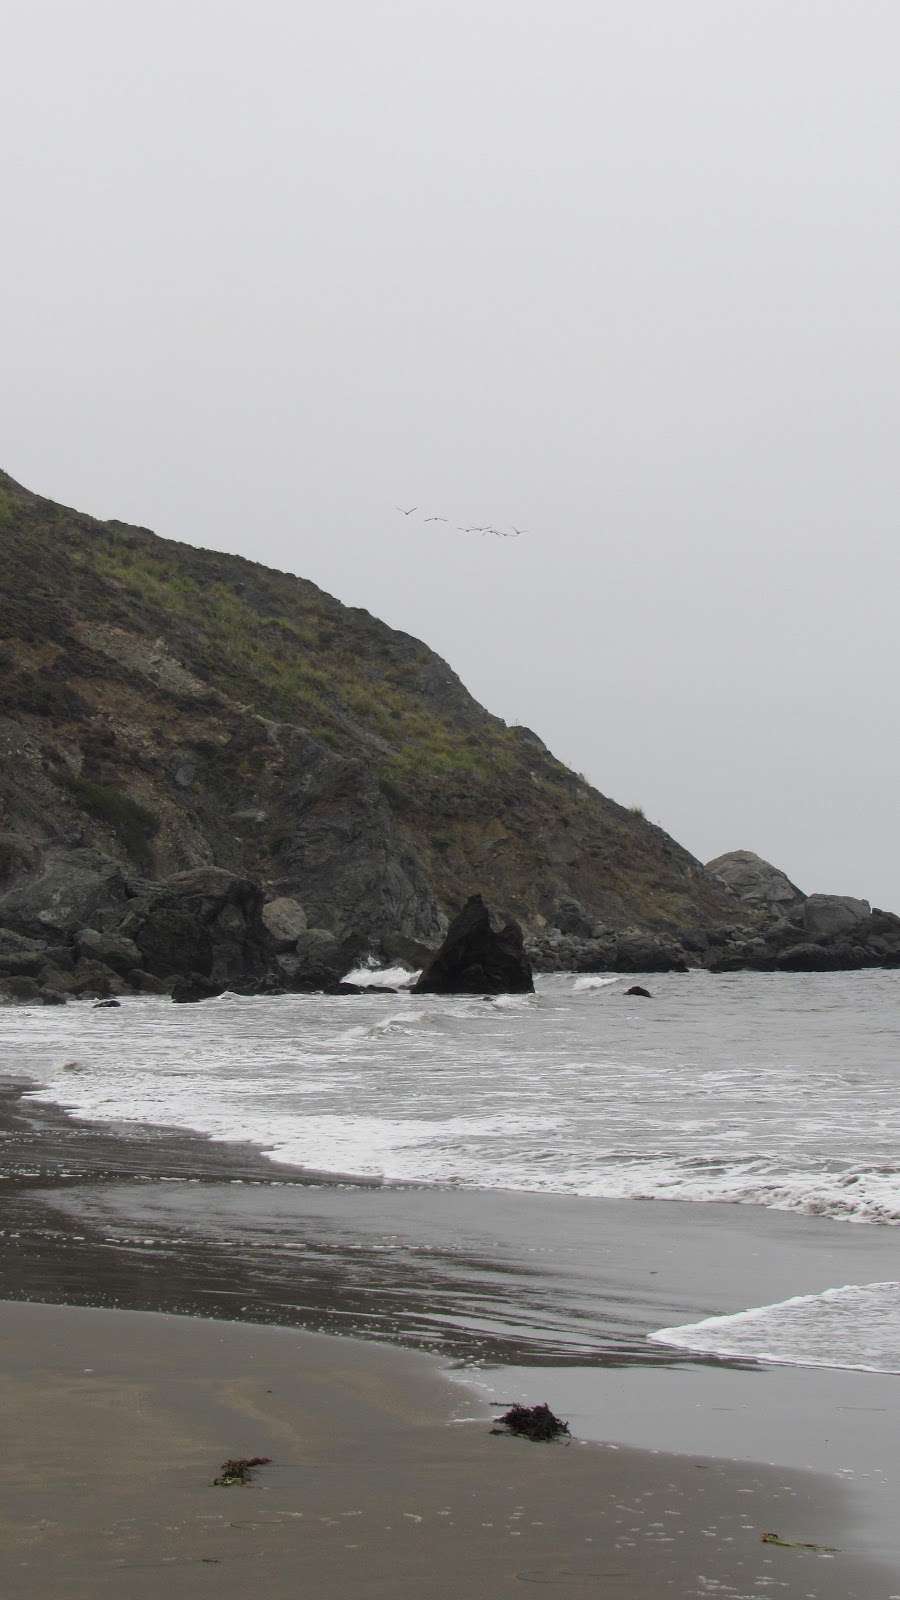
[650,1281,900,1373]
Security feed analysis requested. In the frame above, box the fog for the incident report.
[4,1,900,906]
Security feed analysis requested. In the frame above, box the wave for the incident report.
[342,962,419,989]
[649,1281,900,1373]
[572,975,622,992]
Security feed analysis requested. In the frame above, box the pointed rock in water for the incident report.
[625,985,652,998]
[412,895,534,995]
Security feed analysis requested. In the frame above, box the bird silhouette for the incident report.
[396,505,418,516]
[424,515,448,523]
[509,526,527,537]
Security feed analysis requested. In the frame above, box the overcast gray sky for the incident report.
[4,1,900,908]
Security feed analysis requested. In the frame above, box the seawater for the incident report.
[5,967,900,1373]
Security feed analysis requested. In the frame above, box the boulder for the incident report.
[705,850,806,920]
[276,928,367,992]
[612,935,688,974]
[0,974,41,1002]
[625,985,652,998]
[0,973,65,1005]
[803,894,871,941]
[50,959,125,998]
[261,896,308,949]
[0,848,129,940]
[76,926,142,976]
[0,929,53,978]
[377,932,436,970]
[117,867,271,984]
[552,897,596,938]
[127,968,174,994]
[413,895,534,995]
[775,942,838,972]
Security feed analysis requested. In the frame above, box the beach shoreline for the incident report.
[2,1074,898,1595]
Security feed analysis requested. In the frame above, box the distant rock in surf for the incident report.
[413,895,534,996]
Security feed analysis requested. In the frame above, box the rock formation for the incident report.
[413,895,534,995]
[705,851,806,918]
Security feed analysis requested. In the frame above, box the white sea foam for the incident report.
[342,962,419,989]
[5,971,900,1225]
[650,1281,900,1373]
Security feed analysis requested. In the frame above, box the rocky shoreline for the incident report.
[0,841,897,1006]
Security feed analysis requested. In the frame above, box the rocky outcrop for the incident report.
[705,851,806,920]
[116,868,271,985]
[0,848,129,940]
[413,895,534,995]
[802,894,870,940]
[527,928,689,973]
[276,928,367,992]
[709,903,900,972]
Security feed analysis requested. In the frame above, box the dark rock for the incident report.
[612,936,688,974]
[625,985,652,997]
[118,867,271,985]
[775,942,839,972]
[40,989,67,1005]
[51,959,123,998]
[324,980,364,994]
[0,847,129,940]
[171,973,226,1004]
[413,895,534,995]
[0,928,52,978]
[552,897,596,938]
[377,932,436,970]
[0,974,42,1001]
[93,998,121,1008]
[0,832,40,890]
[276,928,368,992]
[76,926,142,976]
[126,967,173,994]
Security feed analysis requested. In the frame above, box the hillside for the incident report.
[0,468,742,952]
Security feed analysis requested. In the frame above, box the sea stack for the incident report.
[413,894,534,995]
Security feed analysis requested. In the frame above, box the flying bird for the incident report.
[509,526,527,537]
[424,515,448,523]
[396,505,418,516]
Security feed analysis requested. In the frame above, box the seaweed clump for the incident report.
[492,1403,570,1442]
[212,1455,271,1486]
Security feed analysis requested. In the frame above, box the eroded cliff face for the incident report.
[0,468,742,944]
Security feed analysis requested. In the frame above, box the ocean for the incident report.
[6,967,900,1377]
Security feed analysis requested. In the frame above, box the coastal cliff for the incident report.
[0,470,739,947]
[2,469,896,995]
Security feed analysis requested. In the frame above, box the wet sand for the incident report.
[1,1298,891,1600]
[1,1076,898,1595]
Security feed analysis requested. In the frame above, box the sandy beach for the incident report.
[1,1076,898,1597]
[1,1299,892,1600]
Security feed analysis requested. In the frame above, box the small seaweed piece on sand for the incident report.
[761,1531,839,1553]
[212,1456,271,1486]
[491,1403,570,1442]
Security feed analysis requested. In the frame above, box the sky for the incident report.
[4,0,900,908]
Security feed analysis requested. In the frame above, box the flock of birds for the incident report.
[395,506,526,538]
